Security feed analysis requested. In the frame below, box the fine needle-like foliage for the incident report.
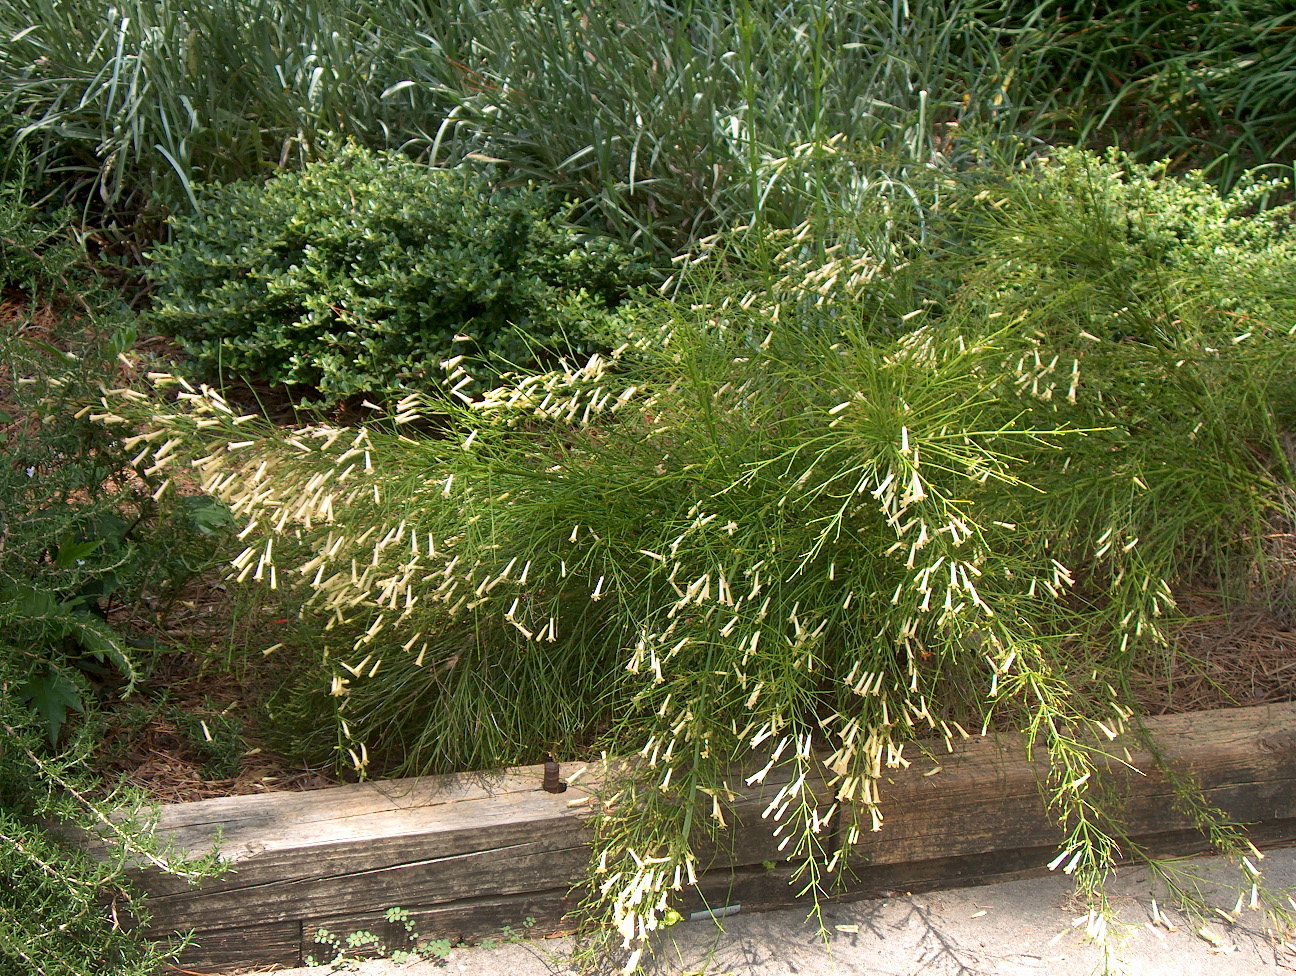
[0,178,227,976]
[99,150,1296,966]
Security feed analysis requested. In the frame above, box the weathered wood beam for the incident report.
[123,702,1296,973]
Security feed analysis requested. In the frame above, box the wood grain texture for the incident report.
[682,819,1296,921]
[302,889,578,961]
[174,919,302,972]
[124,702,1296,973]
[137,774,596,932]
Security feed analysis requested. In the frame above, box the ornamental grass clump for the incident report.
[0,0,1035,239]
[6,0,1295,246]
[100,149,1296,963]
[999,0,1296,190]
[0,0,444,220]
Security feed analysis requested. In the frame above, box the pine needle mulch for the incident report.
[92,583,1296,806]
[1129,591,1296,716]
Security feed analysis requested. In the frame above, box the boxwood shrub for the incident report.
[145,143,650,404]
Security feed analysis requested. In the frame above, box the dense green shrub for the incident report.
[145,143,650,405]
[0,182,225,976]
[110,150,1296,964]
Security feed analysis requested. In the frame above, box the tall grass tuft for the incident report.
[4,1,1295,240]
[0,0,446,220]
[0,0,1041,244]
[404,0,1042,252]
[999,1,1296,188]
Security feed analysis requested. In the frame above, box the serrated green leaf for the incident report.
[18,668,84,746]
[82,512,131,548]
[55,538,104,568]
[1,581,60,619]
[67,614,137,696]
[180,494,235,536]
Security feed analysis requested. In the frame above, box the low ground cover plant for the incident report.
[145,142,651,405]
[103,150,1296,964]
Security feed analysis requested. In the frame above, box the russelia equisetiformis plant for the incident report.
[97,150,1296,967]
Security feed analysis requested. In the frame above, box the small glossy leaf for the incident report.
[107,323,138,358]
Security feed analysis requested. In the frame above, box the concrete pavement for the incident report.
[266,847,1296,976]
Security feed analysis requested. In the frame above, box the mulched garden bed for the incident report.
[93,584,1296,806]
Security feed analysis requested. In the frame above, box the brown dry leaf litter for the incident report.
[92,651,340,804]
[1128,591,1296,716]
[95,714,336,804]
[94,575,340,804]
